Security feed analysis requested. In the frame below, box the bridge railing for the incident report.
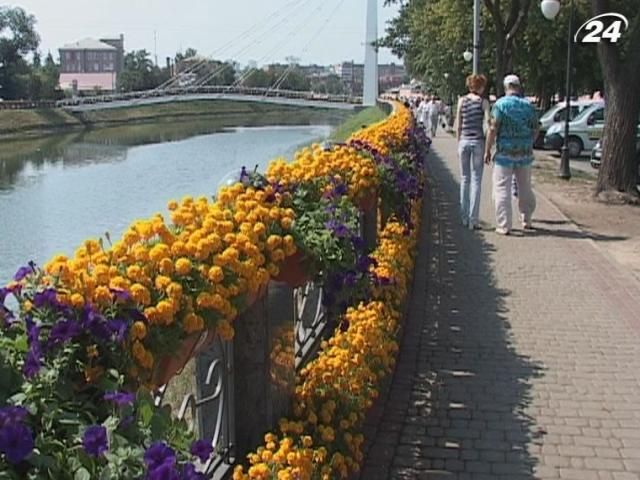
[56,86,363,108]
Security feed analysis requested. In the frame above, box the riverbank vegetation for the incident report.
[0,100,350,140]
[329,106,388,142]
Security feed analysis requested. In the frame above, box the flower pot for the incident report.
[272,251,309,288]
[152,330,210,387]
[245,281,268,308]
[358,189,378,214]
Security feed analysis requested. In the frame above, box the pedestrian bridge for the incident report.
[57,86,363,112]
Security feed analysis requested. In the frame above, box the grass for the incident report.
[0,109,82,134]
[329,106,388,142]
[0,100,350,140]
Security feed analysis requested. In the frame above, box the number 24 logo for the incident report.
[574,13,629,44]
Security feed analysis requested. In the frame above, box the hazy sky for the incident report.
[14,0,402,66]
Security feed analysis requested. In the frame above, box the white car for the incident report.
[536,100,599,148]
[544,102,604,157]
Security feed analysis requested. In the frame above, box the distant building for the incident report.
[298,64,331,79]
[59,35,124,94]
[332,61,407,96]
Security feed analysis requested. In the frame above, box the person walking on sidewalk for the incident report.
[456,74,490,229]
[426,96,441,138]
[484,74,538,235]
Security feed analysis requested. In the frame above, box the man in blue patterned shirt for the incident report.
[484,74,539,235]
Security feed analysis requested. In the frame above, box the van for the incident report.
[544,102,604,157]
[536,100,599,148]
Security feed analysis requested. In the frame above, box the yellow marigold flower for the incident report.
[184,313,204,333]
[217,320,235,341]
[175,258,192,276]
[131,321,147,340]
[280,217,293,230]
[70,293,85,308]
[149,244,170,263]
[208,266,224,283]
[130,283,151,306]
[93,285,112,305]
[158,257,174,275]
[155,275,172,291]
[166,282,183,300]
[86,344,99,358]
[167,199,178,210]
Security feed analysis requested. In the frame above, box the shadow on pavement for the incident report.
[360,148,545,479]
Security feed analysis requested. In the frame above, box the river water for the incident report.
[0,116,334,284]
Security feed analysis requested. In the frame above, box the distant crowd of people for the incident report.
[405,74,539,235]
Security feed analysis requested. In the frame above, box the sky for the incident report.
[14,0,402,67]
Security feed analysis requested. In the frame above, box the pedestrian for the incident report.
[484,74,538,235]
[416,96,429,131]
[456,74,490,229]
[426,96,440,137]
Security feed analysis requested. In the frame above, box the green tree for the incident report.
[118,50,158,92]
[591,0,640,198]
[0,6,40,99]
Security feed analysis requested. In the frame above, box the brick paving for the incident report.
[359,135,640,479]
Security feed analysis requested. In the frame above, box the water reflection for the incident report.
[0,114,336,282]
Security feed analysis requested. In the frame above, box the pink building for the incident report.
[59,35,124,93]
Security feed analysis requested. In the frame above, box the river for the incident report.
[0,116,334,284]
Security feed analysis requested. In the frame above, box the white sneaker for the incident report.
[495,227,510,235]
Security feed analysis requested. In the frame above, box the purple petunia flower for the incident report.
[182,463,207,480]
[0,407,28,428]
[0,423,34,464]
[82,425,108,457]
[333,183,348,197]
[104,391,135,407]
[118,415,135,430]
[48,319,81,346]
[0,287,9,305]
[189,439,213,463]
[144,442,176,471]
[344,271,358,288]
[32,288,58,308]
[107,318,128,342]
[110,288,131,302]
[351,236,365,251]
[23,347,41,379]
[147,462,180,480]
[81,307,111,341]
[325,220,350,238]
[13,266,32,282]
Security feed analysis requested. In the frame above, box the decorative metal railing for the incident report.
[154,279,329,478]
[294,282,329,369]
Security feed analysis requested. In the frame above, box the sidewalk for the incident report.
[359,134,640,479]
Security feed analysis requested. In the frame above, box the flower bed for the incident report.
[0,103,429,479]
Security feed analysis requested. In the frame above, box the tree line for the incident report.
[0,6,348,100]
[381,0,639,198]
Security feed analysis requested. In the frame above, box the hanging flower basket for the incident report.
[152,330,210,387]
[245,281,268,308]
[272,251,309,288]
[358,189,378,214]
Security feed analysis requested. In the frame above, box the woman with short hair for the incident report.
[456,74,490,229]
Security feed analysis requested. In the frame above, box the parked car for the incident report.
[590,138,640,183]
[544,102,604,157]
[536,100,599,148]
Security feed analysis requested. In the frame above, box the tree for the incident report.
[118,50,158,92]
[482,0,532,96]
[0,6,39,99]
[591,0,640,198]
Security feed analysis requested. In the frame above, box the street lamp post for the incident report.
[541,0,574,180]
[473,0,481,75]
